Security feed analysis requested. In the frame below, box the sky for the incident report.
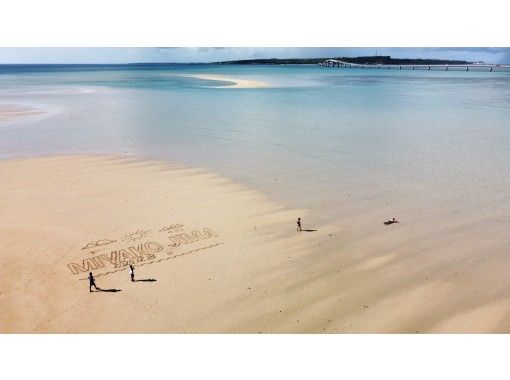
[0,48,509,64]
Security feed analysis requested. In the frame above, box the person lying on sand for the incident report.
[384,218,399,225]
[88,272,100,292]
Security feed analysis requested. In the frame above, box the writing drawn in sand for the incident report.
[68,225,221,278]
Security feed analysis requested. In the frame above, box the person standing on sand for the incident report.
[297,217,302,232]
[129,264,135,282]
[88,272,99,292]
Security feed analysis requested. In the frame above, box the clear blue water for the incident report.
[1,64,509,223]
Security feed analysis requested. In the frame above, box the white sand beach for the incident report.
[1,155,509,333]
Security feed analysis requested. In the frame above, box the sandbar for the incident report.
[0,104,43,122]
[186,74,270,88]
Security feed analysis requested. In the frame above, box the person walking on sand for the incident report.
[297,217,302,232]
[129,264,135,282]
[88,272,99,292]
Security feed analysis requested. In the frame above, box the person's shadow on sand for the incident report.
[92,288,122,293]
[134,279,157,282]
[302,229,317,232]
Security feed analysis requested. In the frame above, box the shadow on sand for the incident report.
[302,229,317,232]
[134,279,157,282]
[94,288,122,293]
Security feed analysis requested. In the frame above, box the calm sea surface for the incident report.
[1,64,509,223]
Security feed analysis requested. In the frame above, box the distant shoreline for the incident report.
[0,56,484,68]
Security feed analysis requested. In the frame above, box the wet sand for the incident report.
[0,104,43,122]
[0,155,509,333]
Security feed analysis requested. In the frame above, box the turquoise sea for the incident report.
[1,64,510,227]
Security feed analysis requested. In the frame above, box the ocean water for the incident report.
[1,64,510,226]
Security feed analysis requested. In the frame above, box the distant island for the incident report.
[214,56,472,65]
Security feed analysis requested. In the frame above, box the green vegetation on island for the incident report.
[214,56,472,65]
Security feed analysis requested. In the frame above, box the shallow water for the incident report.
[1,64,509,226]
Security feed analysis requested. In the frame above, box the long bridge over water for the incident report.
[320,59,510,72]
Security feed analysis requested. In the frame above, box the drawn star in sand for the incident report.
[121,229,151,243]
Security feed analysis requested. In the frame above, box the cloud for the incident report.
[82,239,116,250]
